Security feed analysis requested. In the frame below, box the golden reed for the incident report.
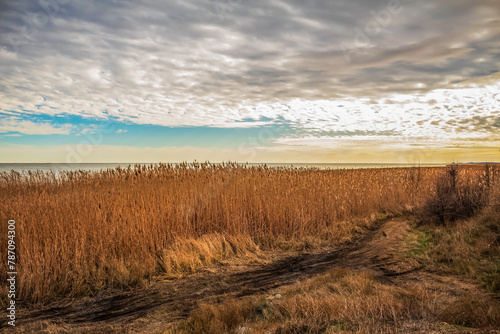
[0,163,495,304]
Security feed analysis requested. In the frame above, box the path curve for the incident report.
[17,217,421,331]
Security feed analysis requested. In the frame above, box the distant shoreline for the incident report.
[0,162,451,173]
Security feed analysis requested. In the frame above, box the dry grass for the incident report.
[0,163,497,305]
[179,203,500,333]
[177,268,500,334]
[412,176,500,294]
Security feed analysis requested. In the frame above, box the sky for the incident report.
[0,0,499,164]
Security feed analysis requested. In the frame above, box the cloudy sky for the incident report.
[0,0,499,163]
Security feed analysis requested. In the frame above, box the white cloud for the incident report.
[0,0,499,150]
[0,118,73,135]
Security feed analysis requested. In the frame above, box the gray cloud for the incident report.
[0,0,499,143]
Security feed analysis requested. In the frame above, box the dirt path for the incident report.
[13,217,478,333]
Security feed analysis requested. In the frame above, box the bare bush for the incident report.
[420,164,495,224]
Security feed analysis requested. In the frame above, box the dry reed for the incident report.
[0,163,496,304]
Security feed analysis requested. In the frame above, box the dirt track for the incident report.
[14,217,483,333]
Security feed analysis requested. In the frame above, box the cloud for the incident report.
[0,117,73,135]
[0,0,499,150]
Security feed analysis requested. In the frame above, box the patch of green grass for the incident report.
[326,320,349,332]
[482,260,500,294]
[409,215,500,296]
[406,227,432,258]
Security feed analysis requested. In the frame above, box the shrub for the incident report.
[420,164,494,224]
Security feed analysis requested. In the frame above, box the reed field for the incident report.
[0,163,498,306]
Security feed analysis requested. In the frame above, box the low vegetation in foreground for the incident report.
[1,163,499,333]
[173,267,499,334]
[171,179,500,334]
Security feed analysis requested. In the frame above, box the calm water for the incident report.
[0,163,444,173]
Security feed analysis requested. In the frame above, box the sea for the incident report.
[0,163,445,174]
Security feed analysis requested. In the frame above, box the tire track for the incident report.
[17,216,415,330]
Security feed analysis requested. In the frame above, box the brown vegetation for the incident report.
[419,164,497,224]
[414,170,500,294]
[177,267,499,334]
[170,189,500,334]
[0,163,498,317]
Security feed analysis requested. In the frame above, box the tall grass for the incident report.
[0,163,495,304]
[415,167,500,293]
